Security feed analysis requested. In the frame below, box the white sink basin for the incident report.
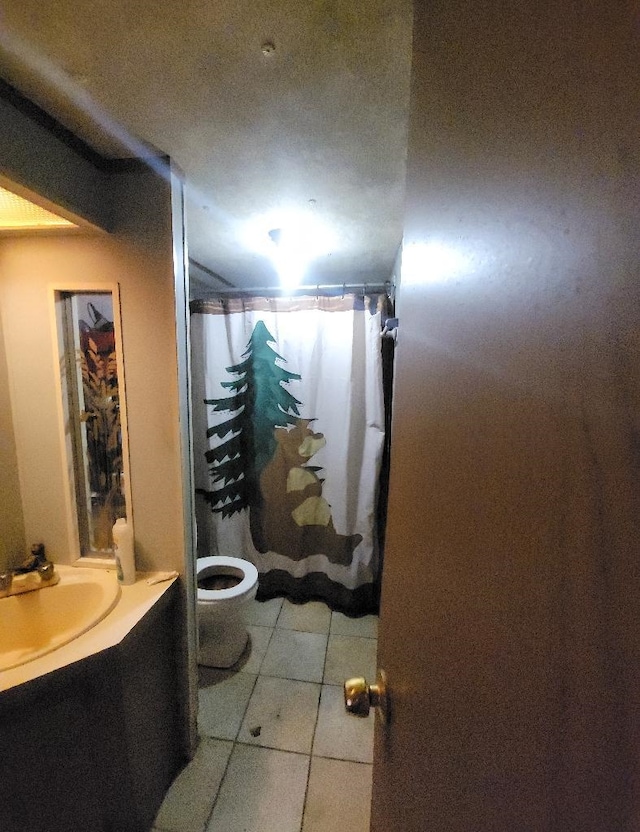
[0,565,120,672]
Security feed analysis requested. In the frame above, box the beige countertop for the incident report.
[0,570,179,692]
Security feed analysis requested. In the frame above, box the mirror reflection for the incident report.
[56,290,126,555]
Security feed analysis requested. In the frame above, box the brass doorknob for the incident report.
[344,669,389,723]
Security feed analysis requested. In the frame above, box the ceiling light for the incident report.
[242,208,337,289]
[268,226,307,289]
[0,185,78,231]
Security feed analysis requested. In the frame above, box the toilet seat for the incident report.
[196,556,258,602]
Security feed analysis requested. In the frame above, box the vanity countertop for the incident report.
[0,570,179,692]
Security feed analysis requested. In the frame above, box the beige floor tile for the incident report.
[244,596,284,627]
[330,610,379,639]
[323,634,377,685]
[154,738,233,832]
[261,628,328,683]
[240,625,274,674]
[238,675,321,754]
[312,684,374,763]
[277,599,332,634]
[198,669,257,740]
[206,744,309,832]
[302,757,373,832]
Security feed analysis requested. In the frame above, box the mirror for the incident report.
[53,288,131,557]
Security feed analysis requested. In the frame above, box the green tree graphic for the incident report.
[202,320,302,551]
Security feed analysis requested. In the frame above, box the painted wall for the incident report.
[375,2,640,830]
[0,298,26,569]
[0,167,185,572]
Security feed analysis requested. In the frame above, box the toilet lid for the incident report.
[196,556,259,601]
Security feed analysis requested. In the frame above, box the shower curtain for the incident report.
[190,293,388,615]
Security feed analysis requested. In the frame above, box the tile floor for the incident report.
[152,597,378,832]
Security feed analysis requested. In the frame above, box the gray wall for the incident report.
[0,95,110,230]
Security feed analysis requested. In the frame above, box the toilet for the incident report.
[196,556,259,668]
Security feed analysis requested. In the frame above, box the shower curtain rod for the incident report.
[203,281,394,297]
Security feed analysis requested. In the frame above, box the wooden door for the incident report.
[370,2,640,830]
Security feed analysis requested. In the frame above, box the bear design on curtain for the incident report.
[259,419,362,565]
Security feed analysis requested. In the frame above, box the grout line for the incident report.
[310,749,374,764]
[299,758,313,832]
[300,714,319,830]
[311,751,374,764]
[254,671,324,685]
[233,738,315,758]
[309,684,325,750]
[266,599,327,832]
[250,624,276,676]
[256,627,275,674]
[199,737,235,832]
[236,671,260,738]
[199,645,262,831]
[328,632,379,642]
[300,618,336,832]
[320,626,331,686]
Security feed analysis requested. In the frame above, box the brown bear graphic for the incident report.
[255,419,362,566]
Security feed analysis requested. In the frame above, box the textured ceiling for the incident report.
[0,1,413,292]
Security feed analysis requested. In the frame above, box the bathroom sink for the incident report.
[0,565,121,672]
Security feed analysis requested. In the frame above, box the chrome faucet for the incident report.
[0,544,55,595]
[18,543,55,579]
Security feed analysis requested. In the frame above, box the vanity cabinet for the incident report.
[0,583,183,832]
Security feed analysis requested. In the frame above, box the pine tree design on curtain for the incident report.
[202,320,362,566]
[202,320,302,552]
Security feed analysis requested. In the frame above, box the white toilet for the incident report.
[196,556,259,668]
